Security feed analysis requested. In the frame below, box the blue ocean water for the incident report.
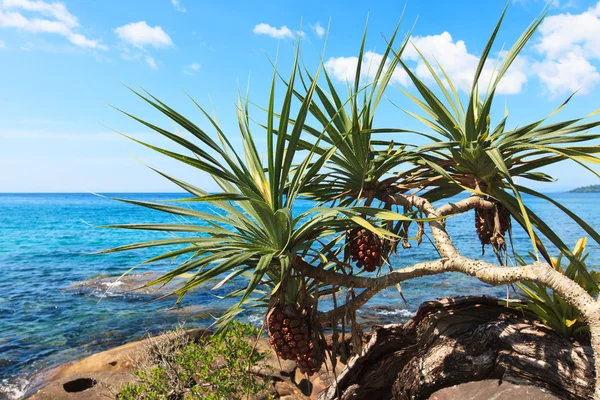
[0,192,598,399]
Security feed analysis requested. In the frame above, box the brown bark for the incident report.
[320,296,594,400]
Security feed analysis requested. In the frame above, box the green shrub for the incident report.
[512,237,600,339]
[118,322,273,400]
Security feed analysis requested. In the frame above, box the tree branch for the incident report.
[295,258,449,290]
[318,287,379,322]
[376,192,459,259]
[308,190,600,398]
[436,195,495,217]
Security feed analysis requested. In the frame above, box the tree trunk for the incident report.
[320,296,594,400]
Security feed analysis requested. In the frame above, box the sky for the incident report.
[1,0,600,192]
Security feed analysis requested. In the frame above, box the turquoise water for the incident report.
[0,193,598,399]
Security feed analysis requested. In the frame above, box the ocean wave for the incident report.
[374,309,414,317]
[247,313,264,326]
[102,281,125,288]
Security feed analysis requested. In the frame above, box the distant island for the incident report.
[570,184,600,193]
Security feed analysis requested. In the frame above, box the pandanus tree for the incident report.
[395,8,600,269]
[288,19,418,207]
[104,5,600,399]
[103,45,418,375]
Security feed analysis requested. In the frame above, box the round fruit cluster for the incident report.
[348,228,382,272]
[267,305,322,375]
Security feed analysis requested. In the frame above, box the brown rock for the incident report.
[430,380,557,399]
[28,372,131,400]
[28,329,209,399]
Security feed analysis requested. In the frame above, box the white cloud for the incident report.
[69,33,99,48]
[114,21,172,49]
[532,2,600,95]
[0,39,4,48]
[536,3,600,59]
[404,32,528,95]
[311,21,325,38]
[171,0,185,12]
[0,0,107,50]
[325,50,409,86]
[532,52,600,95]
[144,55,158,70]
[114,21,172,70]
[3,0,77,26]
[253,23,295,39]
[184,61,200,75]
[325,32,528,95]
[324,56,359,82]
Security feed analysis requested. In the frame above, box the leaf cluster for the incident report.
[117,322,272,400]
[104,3,600,333]
[512,238,600,339]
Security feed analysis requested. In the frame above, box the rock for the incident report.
[319,296,593,400]
[308,360,346,400]
[430,380,557,399]
[27,328,328,400]
[252,334,297,379]
[28,297,571,400]
[27,329,209,400]
[28,372,130,400]
[274,381,309,399]
[66,272,186,296]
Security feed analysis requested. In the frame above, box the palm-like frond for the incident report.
[393,5,600,284]
[276,16,423,206]
[514,237,600,338]
[101,42,334,323]
[103,41,420,330]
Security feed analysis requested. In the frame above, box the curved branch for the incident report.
[308,191,600,398]
[318,287,379,322]
[436,195,495,217]
[309,256,598,330]
[320,192,598,330]
[295,258,449,289]
[377,192,459,259]
[313,253,600,398]
[448,256,597,318]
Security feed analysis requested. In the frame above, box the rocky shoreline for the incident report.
[9,277,561,399]
[25,328,557,400]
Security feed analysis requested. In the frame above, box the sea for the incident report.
[0,192,598,399]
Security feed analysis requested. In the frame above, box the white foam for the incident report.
[0,377,30,400]
[375,309,414,318]
[103,281,125,289]
[247,314,263,325]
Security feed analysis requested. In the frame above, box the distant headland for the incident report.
[570,184,600,193]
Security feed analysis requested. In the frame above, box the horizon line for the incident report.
[0,190,586,195]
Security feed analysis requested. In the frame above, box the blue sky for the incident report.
[1,0,599,192]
